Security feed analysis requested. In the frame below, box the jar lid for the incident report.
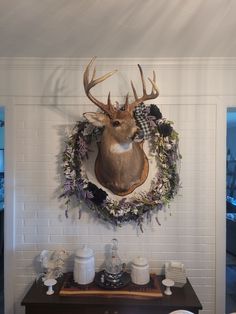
[132,256,148,266]
[75,245,94,258]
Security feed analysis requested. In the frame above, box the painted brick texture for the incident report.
[0,58,225,314]
[13,99,216,314]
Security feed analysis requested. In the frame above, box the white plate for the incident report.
[169,311,194,314]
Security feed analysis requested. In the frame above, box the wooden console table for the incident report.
[21,274,202,314]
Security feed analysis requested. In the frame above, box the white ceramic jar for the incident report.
[131,256,150,285]
[74,245,95,285]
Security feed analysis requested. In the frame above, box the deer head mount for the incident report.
[83,57,159,196]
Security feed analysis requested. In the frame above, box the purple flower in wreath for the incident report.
[77,136,88,158]
[60,179,74,198]
[64,179,74,192]
[86,182,108,205]
[83,190,94,200]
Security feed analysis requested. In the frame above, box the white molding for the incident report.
[1,97,15,314]
[215,97,227,314]
[1,57,236,70]
[12,95,219,107]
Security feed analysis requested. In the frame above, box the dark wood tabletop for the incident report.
[21,273,202,314]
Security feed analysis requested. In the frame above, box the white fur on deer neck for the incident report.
[110,142,133,154]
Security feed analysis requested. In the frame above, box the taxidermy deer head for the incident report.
[83,57,159,196]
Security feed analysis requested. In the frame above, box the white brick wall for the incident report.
[12,99,216,313]
[1,58,231,314]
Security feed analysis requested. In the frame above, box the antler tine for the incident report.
[153,70,156,83]
[127,65,159,112]
[148,76,159,96]
[83,57,117,117]
[148,70,159,95]
[124,93,129,110]
[91,65,96,81]
[107,92,114,112]
[138,64,147,96]
[131,80,138,100]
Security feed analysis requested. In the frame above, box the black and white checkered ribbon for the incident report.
[134,103,151,140]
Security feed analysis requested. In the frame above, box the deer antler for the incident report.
[125,64,159,112]
[83,57,118,118]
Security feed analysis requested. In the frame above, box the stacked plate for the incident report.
[169,311,194,314]
[165,262,187,287]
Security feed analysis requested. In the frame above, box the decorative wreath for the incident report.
[61,104,181,228]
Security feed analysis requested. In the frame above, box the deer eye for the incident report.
[112,120,121,127]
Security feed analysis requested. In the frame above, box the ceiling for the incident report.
[0,0,236,58]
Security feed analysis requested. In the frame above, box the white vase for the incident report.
[74,245,95,285]
[131,256,150,285]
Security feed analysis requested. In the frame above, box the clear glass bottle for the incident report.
[104,238,123,284]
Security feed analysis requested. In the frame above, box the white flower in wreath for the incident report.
[165,143,172,150]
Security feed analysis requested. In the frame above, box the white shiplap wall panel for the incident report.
[12,97,216,313]
[1,58,229,314]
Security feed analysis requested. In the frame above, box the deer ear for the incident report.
[83,112,109,127]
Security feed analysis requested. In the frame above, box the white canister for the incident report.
[74,245,95,285]
[131,256,150,285]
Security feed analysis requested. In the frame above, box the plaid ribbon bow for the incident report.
[134,103,151,140]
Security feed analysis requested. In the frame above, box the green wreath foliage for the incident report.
[61,104,181,228]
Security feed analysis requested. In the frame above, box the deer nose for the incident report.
[133,129,144,142]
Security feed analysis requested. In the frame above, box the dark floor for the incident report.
[0,252,3,314]
[226,252,236,314]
